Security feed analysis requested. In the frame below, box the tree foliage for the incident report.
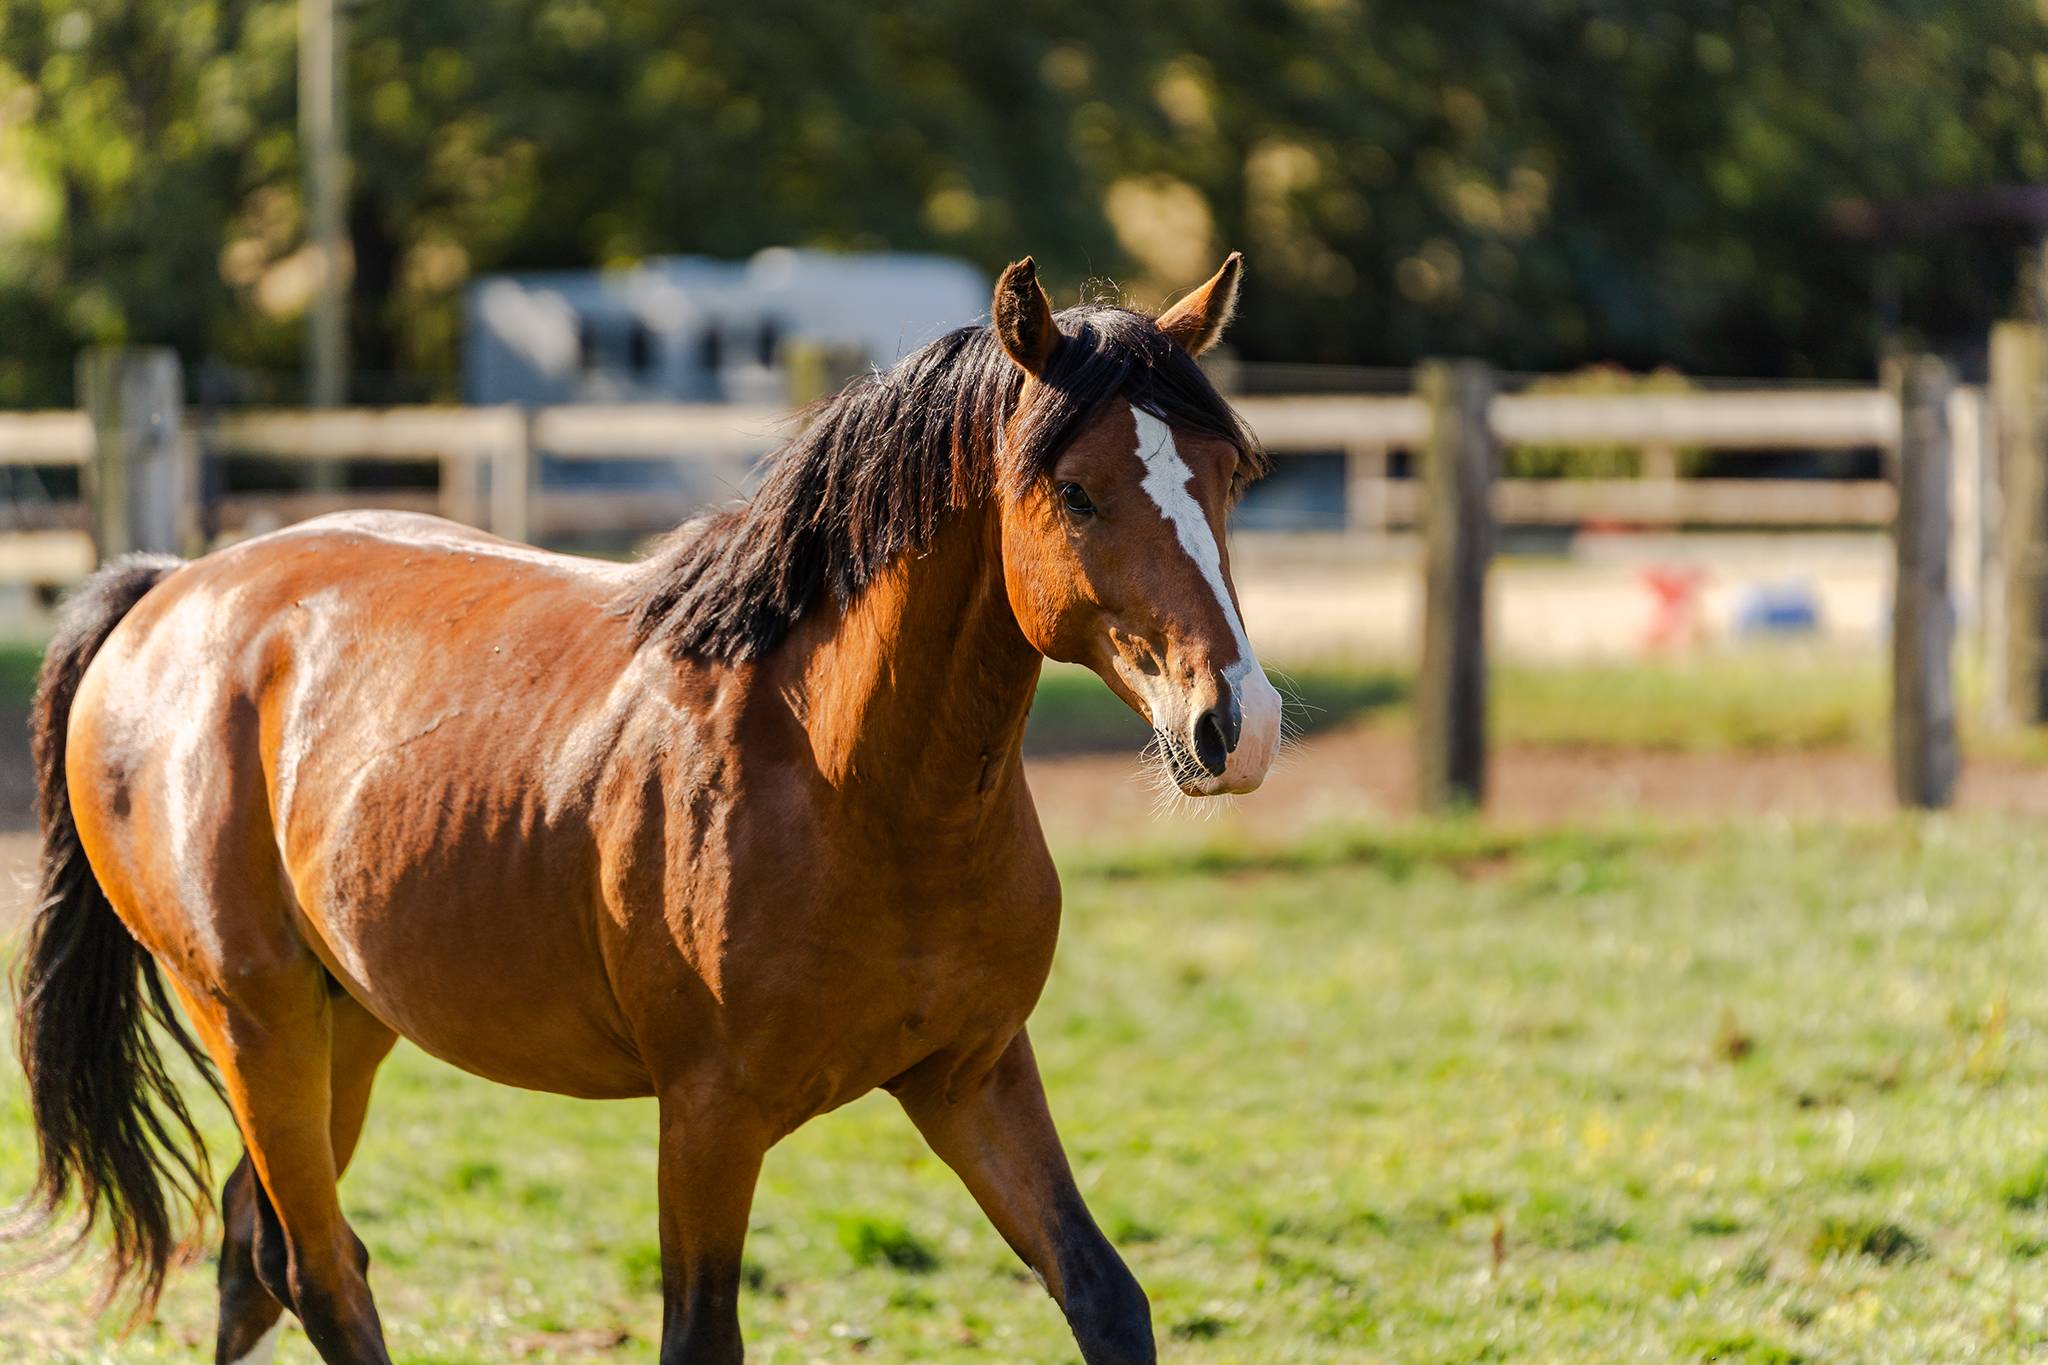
[1,0,2044,406]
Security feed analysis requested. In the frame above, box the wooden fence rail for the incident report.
[0,412,92,462]
[0,385,1925,548]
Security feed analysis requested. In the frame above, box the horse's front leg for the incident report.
[892,1029,1154,1365]
[654,1095,769,1365]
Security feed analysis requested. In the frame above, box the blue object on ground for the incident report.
[1732,580,1820,636]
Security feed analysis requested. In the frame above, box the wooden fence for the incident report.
[5,345,2033,815]
[0,383,1930,544]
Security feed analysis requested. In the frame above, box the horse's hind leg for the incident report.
[172,961,396,1365]
[216,992,397,1364]
[216,1155,283,1364]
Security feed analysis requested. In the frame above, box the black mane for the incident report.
[624,305,1264,662]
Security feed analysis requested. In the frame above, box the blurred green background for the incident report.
[1,0,2044,405]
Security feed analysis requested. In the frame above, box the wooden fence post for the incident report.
[490,420,534,544]
[1992,322,2048,725]
[1416,359,1496,812]
[439,453,483,529]
[77,346,197,562]
[1343,441,1389,534]
[1948,386,1986,649]
[1891,353,1957,809]
[437,408,533,541]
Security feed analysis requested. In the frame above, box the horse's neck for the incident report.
[775,509,1042,822]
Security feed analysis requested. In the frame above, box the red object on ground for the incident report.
[1640,564,1706,651]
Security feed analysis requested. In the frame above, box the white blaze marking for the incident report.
[1130,408,1259,691]
[230,1320,286,1365]
[1125,407,1283,792]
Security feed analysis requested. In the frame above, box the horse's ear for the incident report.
[1155,253,1243,357]
[993,257,1059,376]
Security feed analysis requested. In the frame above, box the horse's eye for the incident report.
[1058,482,1095,515]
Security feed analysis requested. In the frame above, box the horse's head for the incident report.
[992,256,1282,797]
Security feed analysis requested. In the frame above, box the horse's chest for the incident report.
[738,873,1058,1029]
[607,771,1060,1103]
[758,948,1041,1124]
[662,858,1058,1114]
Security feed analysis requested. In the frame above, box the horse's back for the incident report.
[189,506,633,601]
[79,511,646,791]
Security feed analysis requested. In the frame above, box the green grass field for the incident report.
[1489,651,1889,754]
[11,813,2048,1362]
[1026,649,1897,758]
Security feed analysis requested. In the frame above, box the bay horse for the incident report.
[5,254,1280,1365]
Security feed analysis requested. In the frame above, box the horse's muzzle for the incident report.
[1183,668,1280,796]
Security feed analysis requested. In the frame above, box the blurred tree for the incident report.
[0,0,2043,405]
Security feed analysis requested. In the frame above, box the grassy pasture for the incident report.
[9,814,2048,1362]
[1488,651,1888,755]
[1028,648,1895,759]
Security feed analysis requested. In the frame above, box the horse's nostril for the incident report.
[1193,709,1232,777]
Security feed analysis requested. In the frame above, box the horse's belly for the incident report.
[300,887,653,1100]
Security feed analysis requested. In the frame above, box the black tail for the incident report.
[5,552,223,1323]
